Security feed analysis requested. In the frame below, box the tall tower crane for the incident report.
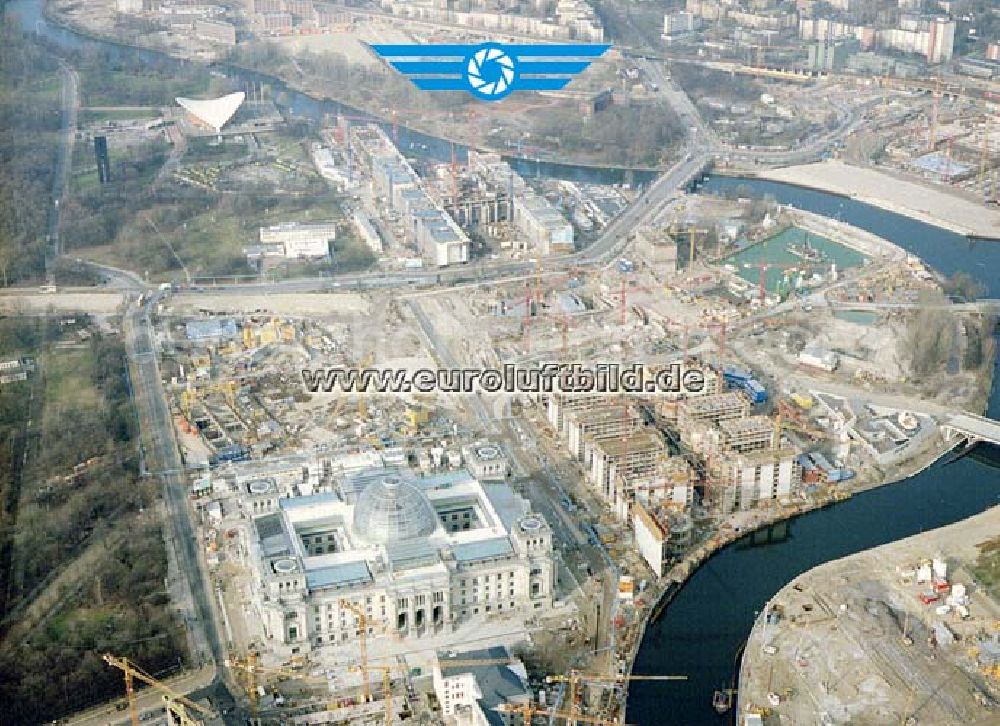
[330,113,376,185]
[348,656,522,725]
[744,261,820,306]
[705,320,727,371]
[350,664,396,724]
[927,76,942,152]
[103,654,215,726]
[227,652,328,718]
[340,598,371,702]
[356,351,375,423]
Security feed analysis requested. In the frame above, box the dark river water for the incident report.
[6,4,1000,722]
[626,176,1000,726]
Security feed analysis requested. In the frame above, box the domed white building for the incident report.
[352,475,439,545]
[243,468,554,658]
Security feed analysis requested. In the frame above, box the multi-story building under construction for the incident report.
[564,402,643,463]
[644,359,722,423]
[589,429,668,516]
[709,446,802,513]
[677,391,751,444]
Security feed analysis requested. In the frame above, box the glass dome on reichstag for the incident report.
[352,475,438,544]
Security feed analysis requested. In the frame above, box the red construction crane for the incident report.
[560,311,571,361]
[330,113,378,185]
[619,278,628,327]
[927,76,942,152]
[522,288,534,353]
[945,137,954,181]
[705,319,727,370]
[520,269,579,353]
[618,277,654,327]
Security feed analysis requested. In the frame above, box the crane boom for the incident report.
[496,701,629,725]
[544,670,686,725]
[351,664,395,725]
[103,653,214,726]
[340,598,370,702]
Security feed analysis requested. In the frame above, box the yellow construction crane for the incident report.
[428,657,519,669]
[326,396,347,429]
[165,699,204,726]
[495,701,628,725]
[180,380,238,416]
[243,324,256,350]
[545,671,687,726]
[180,384,195,420]
[227,651,328,717]
[199,379,238,409]
[340,598,371,702]
[350,664,395,724]
[103,654,214,726]
[357,351,374,422]
[332,660,513,726]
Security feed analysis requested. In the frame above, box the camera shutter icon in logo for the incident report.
[465,44,517,100]
[370,42,610,102]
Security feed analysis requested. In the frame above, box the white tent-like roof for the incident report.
[175,91,245,133]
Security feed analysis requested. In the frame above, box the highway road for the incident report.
[149,148,711,300]
[408,298,500,434]
[144,55,870,299]
[123,294,241,722]
[637,54,873,166]
[31,57,239,723]
[828,298,1000,312]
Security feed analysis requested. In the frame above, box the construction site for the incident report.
[879,84,1000,203]
[738,506,1000,726]
[111,161,997,723]
[313,119,642,269]
[35,53,995,726]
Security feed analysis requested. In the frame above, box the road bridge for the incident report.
[829,299,1000,313]
[941,412,1000,446]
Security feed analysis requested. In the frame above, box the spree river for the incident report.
[626,177,1000,725]
[6,4,1000,722]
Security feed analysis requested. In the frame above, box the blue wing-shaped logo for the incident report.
[369,42,611,101]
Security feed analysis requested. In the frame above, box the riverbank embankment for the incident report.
[754,160,1000,239]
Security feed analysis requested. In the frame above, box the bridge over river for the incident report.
[942,411,1000,446]
[828,298,1000,313]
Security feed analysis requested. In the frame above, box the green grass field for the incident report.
[79,108,158,124]
[972,537,1000,601]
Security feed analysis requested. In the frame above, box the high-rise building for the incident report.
[94,136,111,184]
[663,11,700,36]
[878,15,955,63]
[807,37,861,71]
[926,16,956,64]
